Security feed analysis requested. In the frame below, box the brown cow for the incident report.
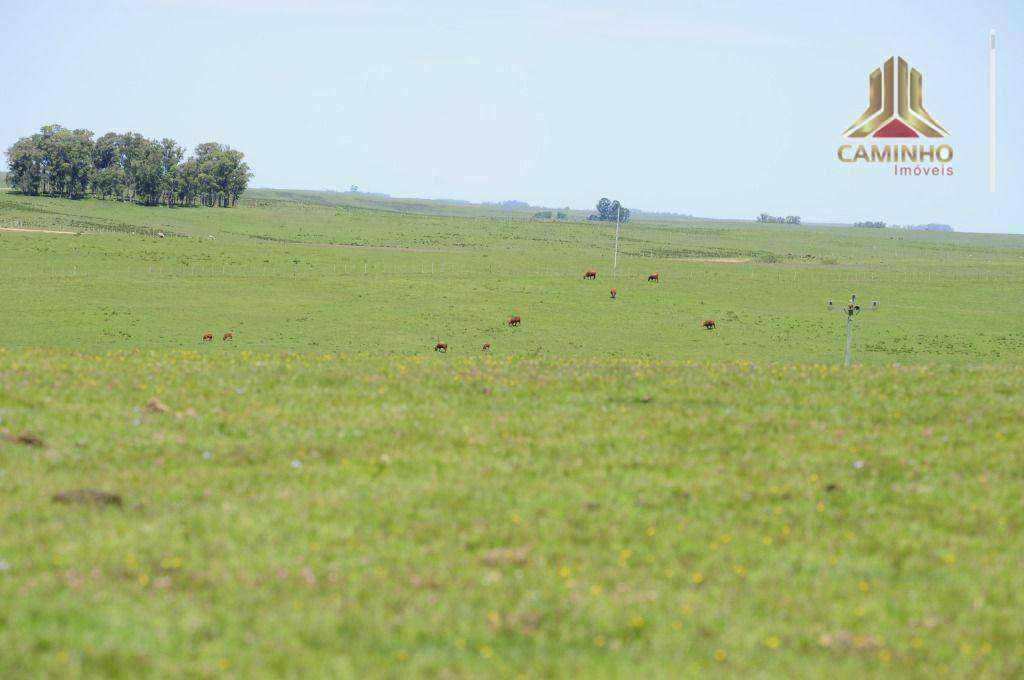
[610,288,617,299]
[508,315,522,327]
[482,342,491,351]
[223,332,234,341]
[702,320,716,330]
[648,272,659,282]
[583,270,597,280]
[202,332,213,342]
[435,342,448,352]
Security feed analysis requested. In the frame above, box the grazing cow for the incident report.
[648,272,659,282]
[434,342,448,353]
[702,319,716,330]
[508,315,522,327]
[583,270,597,280]
[610,288,617,299]
[223,332,234,341]
[482,342,491,351]
[202,332,213,342]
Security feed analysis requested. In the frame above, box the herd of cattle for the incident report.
[431,270,716,353]
[199,270,717,349]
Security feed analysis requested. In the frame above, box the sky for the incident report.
[1,0,1022,232]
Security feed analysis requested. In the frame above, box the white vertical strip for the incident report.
[990,30,996,193]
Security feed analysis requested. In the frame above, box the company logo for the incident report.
[838,56,953,175]
[843,57,947,138]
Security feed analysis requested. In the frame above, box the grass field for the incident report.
[1,191,1023,363]
[1,189,1023,677]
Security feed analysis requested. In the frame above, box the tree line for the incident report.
[5,124,252,207]
[756,213,801,225]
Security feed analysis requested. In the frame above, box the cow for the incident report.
[434,342,448,353]
[583,270,597,280]
[202,332,213,342]
[508,315,522,327]
[482,342,491,351]
[610,288,617,299]
[223,332,234,341]
[702,320,716,330]
[648,272,659,282]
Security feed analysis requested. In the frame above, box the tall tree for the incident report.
[5,137,44,195]
[592,197,630,222]
[159,138,184,206]
[93,132,120,170]
[177,157,200,207]
[32,126,95,198]
[116,132,149,203]
[192,142,252,207]
[132,140,164,206]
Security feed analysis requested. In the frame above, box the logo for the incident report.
[844,57,946,138]
[838,56,953,175]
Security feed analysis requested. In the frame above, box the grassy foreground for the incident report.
[1,349,1021,678]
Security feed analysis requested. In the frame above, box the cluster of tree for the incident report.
[631,209,694,219]
[853,220,887,228]
[532,210,568,220]
[5,124,252,207]
[589,197,630,222]
[756,213,801,225]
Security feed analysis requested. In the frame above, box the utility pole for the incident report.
[827,294,878,366]
[613,204,621,270]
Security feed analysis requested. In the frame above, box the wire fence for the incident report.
[1,261,1022,284]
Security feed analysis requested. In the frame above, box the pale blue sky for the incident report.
[1,0,1021,232]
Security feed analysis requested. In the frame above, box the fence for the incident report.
[1,261,1021,284]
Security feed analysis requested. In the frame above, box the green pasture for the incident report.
[1,191,1022,364]
[0,189,1022,678]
